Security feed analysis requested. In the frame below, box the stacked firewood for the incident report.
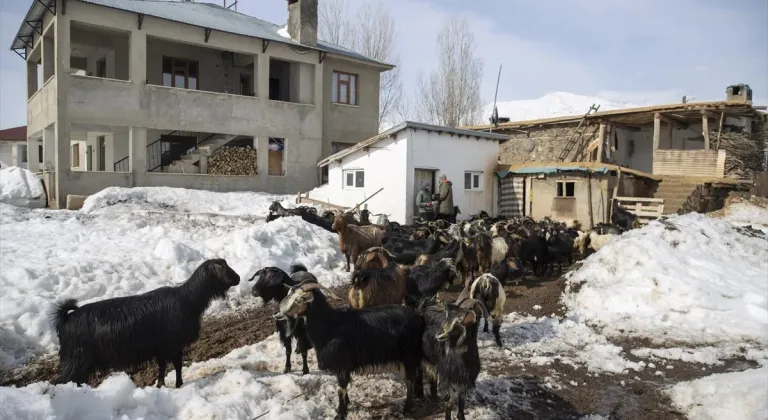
[208,146,258,175]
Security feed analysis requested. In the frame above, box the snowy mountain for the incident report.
[483,91,646,123]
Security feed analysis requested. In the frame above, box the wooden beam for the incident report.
[653,113,661,150]
[657,112,689,129]
[701,110,710,149]
[715,111,724,150]
[596,123,605,163]
[602,119,641,131]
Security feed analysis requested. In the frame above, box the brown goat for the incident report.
[332,214,387,272]
[348,247,409,308]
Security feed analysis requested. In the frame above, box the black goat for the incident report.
[384,231,449,265]
[546,231,574,275]
[248,264,315,374]
[51,259,240,387]
[276,282,424,420]
[519,233,549,276]
[404,258,459,309]
[421,298,488,420]
[611,199,640,231]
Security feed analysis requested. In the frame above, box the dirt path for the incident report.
[1,274,755,419]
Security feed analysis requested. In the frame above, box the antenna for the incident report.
[489,63,502,132]
[224,0,238,11]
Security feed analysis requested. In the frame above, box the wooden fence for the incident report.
[614,196,664,224]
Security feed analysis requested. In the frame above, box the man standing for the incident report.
[436,174,454,223]
[416,181,435,221]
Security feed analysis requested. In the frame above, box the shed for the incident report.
[312,121,508,224]
[496,162,661,228]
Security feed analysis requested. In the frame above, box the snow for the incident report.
[563,213,768,353]
[667,366,768,420]
[0,187,347,369]
[0,167,45,208]
[276,25,291,40]
[484,92,643,123]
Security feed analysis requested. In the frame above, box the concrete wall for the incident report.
[528,173,611,227]
[406,130,500,222]
[321,57,381,157]
[0,142,28,169]
[27,78,56,137]
[310,134,409,223]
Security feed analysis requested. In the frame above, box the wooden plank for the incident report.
[653,113,661,150]
[657,112,689,129]
[652,150,724,177]
[615,196,664,203]
[596,123,605,163]
[702,110,710,149]
[716,111,724,150]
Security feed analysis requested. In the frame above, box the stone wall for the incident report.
[678,183,750,215]
[498,123,595,164]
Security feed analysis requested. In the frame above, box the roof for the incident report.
[497,162,661,181]
[317,121,509,167]
[0,126,26,142]
[10,0,392,69]
[466,100,759,131]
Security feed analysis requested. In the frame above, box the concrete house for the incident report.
[0,126,29,169]
[11,0,392,207]
[309,122,508,224]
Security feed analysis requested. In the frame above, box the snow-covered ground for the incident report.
[667,366,768,420]
[0,167,46,208]
[483,92,644,123]
[563,213,768,361]
[0,187,347,369]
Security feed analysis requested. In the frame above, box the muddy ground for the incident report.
[1,272,754,419]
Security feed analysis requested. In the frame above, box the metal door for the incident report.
[499,175,525,217]
[414,169,435,219]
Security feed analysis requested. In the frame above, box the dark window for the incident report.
[96,59,107,78]
[464,172,482,191]
[98,136,106,171]
[162,56,199,89]
[344,170,364,188]
[20,145,28,163]
[557,181,575,197]
[38,145,43,163]
[464,172,471,190]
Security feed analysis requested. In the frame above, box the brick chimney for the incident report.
[726,83,753,104]
[287,0,318,47]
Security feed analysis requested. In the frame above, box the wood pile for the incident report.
[208,146,258,175]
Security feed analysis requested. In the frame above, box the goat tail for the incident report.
[50,298,78,335]
[290,263,308,274]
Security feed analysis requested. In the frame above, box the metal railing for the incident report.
[113,156,129,172]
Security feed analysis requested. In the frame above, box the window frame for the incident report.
[162,56,199,90]
[332,70,359,105]
[71,143,80,168]
[464,171,483,191]
[267,137,286,176]
[556,180,576,198]
[343,169,365,189]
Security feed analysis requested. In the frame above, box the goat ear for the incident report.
[462,311,476,325]
[211,263,226,279]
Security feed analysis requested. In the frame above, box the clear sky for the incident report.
[0,0,766,129]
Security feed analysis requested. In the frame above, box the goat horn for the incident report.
[299,282,341,300]
[459,298,490,319]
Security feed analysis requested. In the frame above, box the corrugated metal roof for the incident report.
[317,121,509,168]
[10,0,391,68]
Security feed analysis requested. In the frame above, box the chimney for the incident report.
[287,0,318,47]
[726,84,753,104]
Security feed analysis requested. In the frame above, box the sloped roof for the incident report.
[497,162,661,181]
[466,100,759,130]
[10,0,392,69]
[0,126,26,142]
[318,121,509,168]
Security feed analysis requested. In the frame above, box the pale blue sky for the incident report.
[1,0,766,129]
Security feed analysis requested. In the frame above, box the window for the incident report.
[343,169,364,188]
[268,137,285,176]
[162,57,199,89]
[71,143,80,168]
[98,136,106,171]
[557,181,575,197]
[96,58,106,78]
[38,145,43,163]
[464,171,482,191]
[332,71,358,105]
[20,146,28,163]
[321,142,356,184]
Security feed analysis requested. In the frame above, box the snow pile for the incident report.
[0,166,45,208]
[0,333,525,420]
[711,195,768,232]
[483,92,643,123]
[277,25,291,40]
[563,213,768,351]
[481,313,644,374]
[0,187,346,369]
[81,186,295,216]
[666,366,768,420]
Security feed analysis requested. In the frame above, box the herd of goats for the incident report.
[48,200,640,420]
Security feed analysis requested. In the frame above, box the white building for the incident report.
[311,122,508,224]
[0,126,29,169]
[11,0,391,207]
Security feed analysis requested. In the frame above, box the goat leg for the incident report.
[283,339,293,374]
[296,334,311,375]
[403,367,417,415]
[483,317,489,333]
[430,378,438,400]
[457,394,467,420]
[173,351,183,388]
[415,367,424,399]
[335,372,351,420]
[493,319,503,347]
[445,391,458,420]
[156,356,166,388]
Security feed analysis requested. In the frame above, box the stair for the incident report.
[171,134,240,167]
[652,176,703,214]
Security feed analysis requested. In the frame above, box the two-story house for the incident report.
[10,0,391,207]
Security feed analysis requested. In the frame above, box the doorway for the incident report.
[413,168,436,220]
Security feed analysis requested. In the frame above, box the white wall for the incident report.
[0,144,17,168]
[407,130,500,222]
[310,133,409,222]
